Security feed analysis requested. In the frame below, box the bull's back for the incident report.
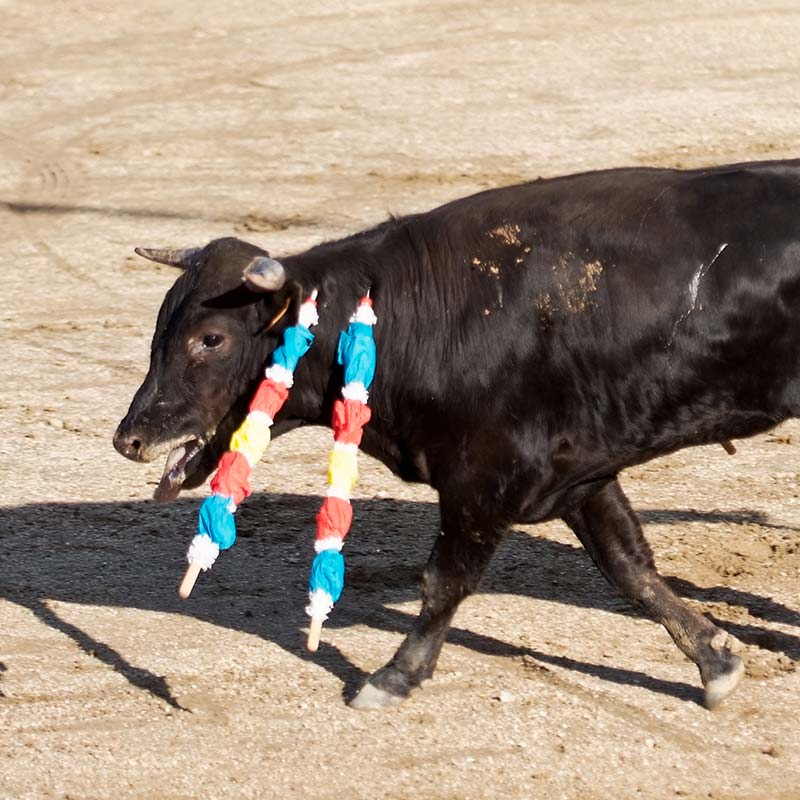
[380,161,800,512]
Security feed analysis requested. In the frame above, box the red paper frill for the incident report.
[249,379,289,418]
[316,495,353,541]
[210,450,252,506]
[331,398,372,446]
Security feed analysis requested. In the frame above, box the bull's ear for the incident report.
[242,256,286,292]
[134,247,201,269]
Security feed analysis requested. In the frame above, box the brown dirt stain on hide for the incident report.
[471,256,502,279]
[489,223,522,246]
[563,259,603,312]
[534,258,603,322]
[536,258,604,317]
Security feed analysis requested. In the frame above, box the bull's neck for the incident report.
[271,247,378,426]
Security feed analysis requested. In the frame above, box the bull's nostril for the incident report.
[114,428,147,461]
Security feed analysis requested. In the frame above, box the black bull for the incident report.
[115,159,800,709]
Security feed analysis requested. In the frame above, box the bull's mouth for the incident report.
[154,438,204,501]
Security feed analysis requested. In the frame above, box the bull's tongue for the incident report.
[154,440,201,501]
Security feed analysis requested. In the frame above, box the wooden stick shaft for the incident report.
[307,616,324,652]
[720,439,737,456]
[178,561,202,599]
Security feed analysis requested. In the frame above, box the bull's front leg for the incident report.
[350,503,502,709]
[563,478,744,708]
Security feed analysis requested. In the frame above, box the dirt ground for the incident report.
[1,1,799,798]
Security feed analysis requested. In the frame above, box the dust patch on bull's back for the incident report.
[470,256,502,281]
[534,259,604,317]
[561,259,603,313]
[534,292,555,316]
[488,223,522,247]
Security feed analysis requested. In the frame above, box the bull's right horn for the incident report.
[134,247,201,268]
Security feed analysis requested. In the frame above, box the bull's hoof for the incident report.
[702,653,744,710]
[349,664,414,710]
[349,681,406,710]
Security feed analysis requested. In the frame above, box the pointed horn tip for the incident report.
[134,247,200,267]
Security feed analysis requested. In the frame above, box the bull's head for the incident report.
[113,236,297,500]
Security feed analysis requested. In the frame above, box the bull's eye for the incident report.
[202,333,224,349]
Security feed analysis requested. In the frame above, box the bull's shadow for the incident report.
[1,493,798,709]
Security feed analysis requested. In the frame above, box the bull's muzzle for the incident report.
[113,425,147,462]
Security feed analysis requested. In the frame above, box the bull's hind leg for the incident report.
[563,479,743,708]
[350,504,501,709]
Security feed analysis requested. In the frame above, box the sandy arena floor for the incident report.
[1,2,799,798]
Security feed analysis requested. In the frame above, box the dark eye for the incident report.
[202,333,224,349]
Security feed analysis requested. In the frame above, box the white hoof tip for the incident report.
[704,657,745,710]
[349,682,406,710]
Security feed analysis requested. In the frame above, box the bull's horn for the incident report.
[134,247,201,267]
[242,256,286,292]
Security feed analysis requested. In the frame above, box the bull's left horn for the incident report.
[134,247,201,267]
[242,256,286,292]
